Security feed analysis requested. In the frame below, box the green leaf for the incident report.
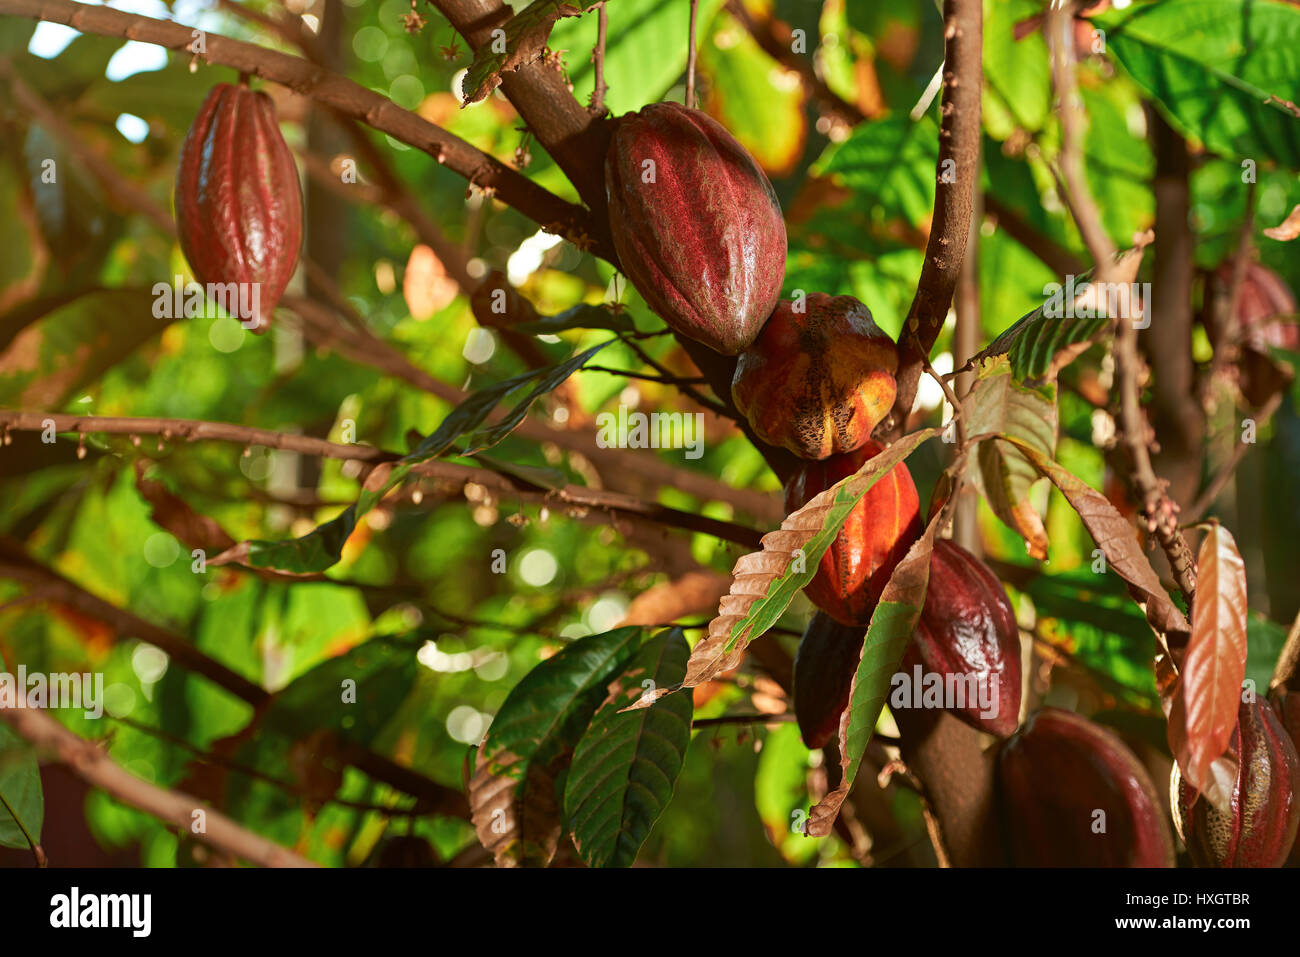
[807,516,942,836]
[1099,0,1300,168]
[564,628,692,867]
[231,339,614,573]
[0,724,43,852]
[0,288,166,407]
[700,11,806,177]
[469,626,644,867]
[975,240,1151,380]
[461,1,603,105]
[0,652,44,852]
[965,357,1058,559]
[815,112,940,228]
[259,637,419,745]
[553,0,727,114]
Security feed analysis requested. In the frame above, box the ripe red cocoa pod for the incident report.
[1171,698,1300,868]
[604,103,786,355]
[175,83,303,334]
[793,611,865,749]
[998,708,1176,867]
[732,294,898,460]
[783,439,922,626]
[905,540,1021,738]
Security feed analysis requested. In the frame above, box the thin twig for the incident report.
[1045,4,1197,604]
[1186,391,1282,523]
[589,2,608,115]
[685,0,699,109]
[0,412,766,547]
[0,789,45,866]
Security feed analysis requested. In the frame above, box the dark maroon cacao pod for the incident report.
[732,294,898,460]
[999,708,1176,867]
[906,540,1022,738]
[783,439,922,626]
[1172,698,1300,868]
[605,102,786,355]
[175,83,303,333]
[1270,687,1300,864]
[793,611,865,749]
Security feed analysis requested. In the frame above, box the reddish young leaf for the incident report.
[1179,525,1249,807]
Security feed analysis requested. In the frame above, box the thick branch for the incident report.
[0,0,603,252]
[887,0,983,433]
[0,704,316,867]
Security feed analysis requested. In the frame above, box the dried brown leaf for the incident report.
[1263,204,1300,241]
[1178,525,1248,807]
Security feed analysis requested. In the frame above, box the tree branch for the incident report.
[0,412,766,547]
[0,703,317,867]
[886,0,983,435]
[0,536,471,817]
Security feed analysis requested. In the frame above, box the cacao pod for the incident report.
[1171,697,1300,868]
[175,83,303,334]
[783,439,922,626]
[732,294,898,460]
[604,102,786,355]
[793,611,865,749]
[998,708,1176,867]
[906,540,1022,738]
[1270,687,1300,865]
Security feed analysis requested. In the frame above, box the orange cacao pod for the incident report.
[999,708,1176,867]
[793,611,865,749]
[904,540,1021,738]
[175,83,303,333]
[1171,698,1300,868]
[783,439,922,626]
[733,294,898,459]
[605,103,786,355]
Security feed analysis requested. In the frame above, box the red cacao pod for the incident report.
[1171,698,1300,868]
[793,611,865,749]
[175,83,303,333]
[604,102,786,355]
[998,708,1176,867]
[904,540,1021,738]
[732,294,898,460]
[1217,260,1298,350]
[1270,687,1300,864]
[783,439,922,626]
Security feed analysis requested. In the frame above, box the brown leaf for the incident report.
[403,244,459,320]
[1178,525,1248,807]
[1007,439,1190,646]
[467,748,563,868]
[1263,204,1300,241]
[618,571,731,627]
[134,461,236,554]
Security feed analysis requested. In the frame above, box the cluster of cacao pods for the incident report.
[175,82,303,333]
[605,102,1027,750]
